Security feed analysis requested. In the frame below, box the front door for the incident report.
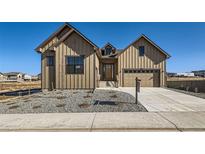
[103,64,114,80]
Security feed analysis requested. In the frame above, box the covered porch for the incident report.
[98,58,118,87]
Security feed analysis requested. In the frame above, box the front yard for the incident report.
[0,89,147,114]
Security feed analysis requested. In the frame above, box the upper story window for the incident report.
[47,56,54,66]
[105,46,112,55]
[101,50,105,56]
[101,43,116,56]
[139,46,145,56]
[66,56,84,74]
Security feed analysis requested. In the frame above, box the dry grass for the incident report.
[0,81,41,92]
[0,96,14,101]
[167,77,205,81]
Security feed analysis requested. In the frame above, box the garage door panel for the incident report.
[123,70,160,87]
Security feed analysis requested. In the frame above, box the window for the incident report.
[47,56,54,66]
[139,46,145,56]
[101,50,105,56]
[66,56,84,74]
[105,46,112,55]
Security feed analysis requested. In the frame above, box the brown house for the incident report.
[35,23,170,90]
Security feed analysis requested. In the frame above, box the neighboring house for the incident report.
[37,73,41,80]
[4,72,24,81]
[167,72,177,77]
[176,72,195,77]
[0,72,3,80]
[23,74,32,81]
[192,70,205,77]
[31,75,40,81]
[0,72,6,81]
[35,23,170,90]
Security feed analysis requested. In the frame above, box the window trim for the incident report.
[66,55,84,74]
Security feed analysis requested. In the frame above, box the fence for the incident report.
[167,80,205,93]
[0,88,41,96]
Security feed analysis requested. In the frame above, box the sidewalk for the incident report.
[1,112,205,131]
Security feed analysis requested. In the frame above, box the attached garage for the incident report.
[123,69,160,87]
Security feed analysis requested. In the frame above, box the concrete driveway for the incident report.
[116,87,205,112]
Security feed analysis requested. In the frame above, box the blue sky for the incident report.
[0,22,205,75]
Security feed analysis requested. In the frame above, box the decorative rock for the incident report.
[0,89,147,114]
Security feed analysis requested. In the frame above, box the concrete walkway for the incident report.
[113,87,205,112]
[1,112,205,131]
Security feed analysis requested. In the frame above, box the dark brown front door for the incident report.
[103,64,114,80]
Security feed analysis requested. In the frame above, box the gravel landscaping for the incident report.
[0,89,147,114]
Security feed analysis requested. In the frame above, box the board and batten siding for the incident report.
[118,37,167,87]
[95,54,100,87]
[41,31,96,89]
[55,32,95,89]
[41,37,58,89]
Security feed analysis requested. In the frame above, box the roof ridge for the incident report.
[120,33,171,58]
[101,42,116,49]
[35,22,99,52]
[35,23,170,58]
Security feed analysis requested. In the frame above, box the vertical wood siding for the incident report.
[41,37,58,89]
[118,37,167,87]
[41,31,96,89]
[95,54,100,87]
[40,28,168,89]
[55,32,95,89]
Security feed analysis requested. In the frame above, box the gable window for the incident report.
[101,50,105,56]
[105,46,112,55]
[47,56,54,66]
[139,46,145,56]
[66,56,84,74]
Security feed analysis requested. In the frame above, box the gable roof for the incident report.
[35,23,99,53]
[35,24,170,59]
[121,34,171,59]
[4,72,23,76]
[101,42,116,50]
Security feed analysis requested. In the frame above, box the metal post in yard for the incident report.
[135,77,138,104]
[135,77,141,104]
